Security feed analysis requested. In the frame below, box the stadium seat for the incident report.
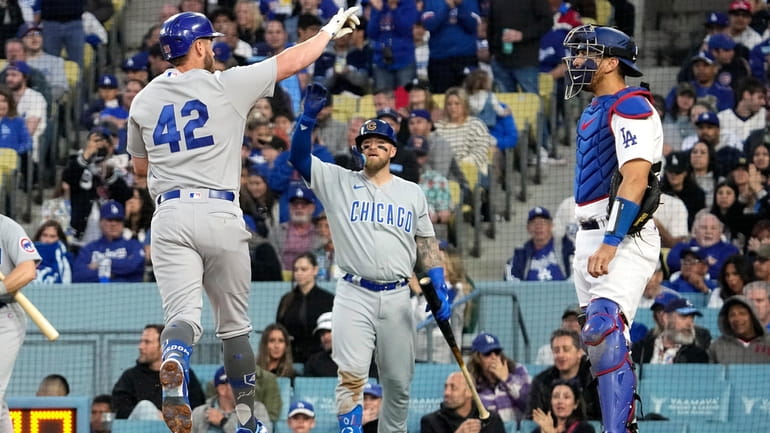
[637,363,726,382]
[432,93,445,109]
[358,94,376,120]
[0,148,19,217]
[518,419,536,433]
[522,363,549,379]
[497,92,542,204]
[457,159,483,258]
[635,421,687,433]
[191,364,221,387]
[638,374,729,423]
[110,419,168,433]
[726,365,770,423]
[277,376,293,421]
[292,377,339,432]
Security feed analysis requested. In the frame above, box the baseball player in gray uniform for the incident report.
[289,83,452,433]
[0,214,41,432]
[126,10,360,433]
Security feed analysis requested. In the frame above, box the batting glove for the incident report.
[426,267,452,321]
[321,6,361,40]
[302,83,329,119]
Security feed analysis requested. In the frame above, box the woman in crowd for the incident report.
[123,187,153,249]
[240,167,278,239]
[234,0,264,46]
[711,180,755,248]
[662,83,697,155]
[751,141,770,180]
[710,254,752,308]
[275,252,334,363]
[468,332,530,423]
[32,220,72,284]
[256,323,296,379]
[531,380,595,433]
[689,140,717,208]
[435,87,496,188]
[0,87,32,155]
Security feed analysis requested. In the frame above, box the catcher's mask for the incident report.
[562,25,643,100]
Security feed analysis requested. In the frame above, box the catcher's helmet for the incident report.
[562,25,642,99]
[355,119,397,148]
[159,12,223,61]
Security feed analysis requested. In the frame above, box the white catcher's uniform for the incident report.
[573,96,663,323]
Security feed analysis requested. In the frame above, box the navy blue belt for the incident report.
[343,273,408,292]
[157,189,235,205]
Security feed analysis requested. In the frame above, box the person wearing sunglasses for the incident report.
[467,332,531,423]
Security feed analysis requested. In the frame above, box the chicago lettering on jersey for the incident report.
[349,201,413,232]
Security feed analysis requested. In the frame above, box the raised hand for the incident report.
[302,83,329,118]
[321,6,361,39]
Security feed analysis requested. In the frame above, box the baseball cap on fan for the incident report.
[708,33,737,51]
[289,184,315,203]
[704,11,728,27]
[695,111,720,127]
[363,382,383,398]
[213,366,228,386]
[100,201,125,220]
[665,152,688,174]
[664,298,703,317]
[729,0,752,14]
[527,207,551,222]
[313,311,332,334]
[98,74,119,89]
[288,401,315,418]
[471,332,502,354]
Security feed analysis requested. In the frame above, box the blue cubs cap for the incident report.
[122,52,149,71]
[100,201,125,220]
[704,12,728,27]
[288,400,315,418]
[5,60,30,76]
[708,33,737,51]
[214,366,228,386]
[213,41,232,62]
[471,332,502,354]
[363,382,383,398]
[696,111,719,127]
[409,109,431,122]
[527,206,551,222]
[664,298,703,316]
[289,184,315,203]
[98,74,119,89]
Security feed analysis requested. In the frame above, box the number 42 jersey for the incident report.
[127,59,277,199]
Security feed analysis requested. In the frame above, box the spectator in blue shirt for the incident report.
[72,201,145,283]
[665,51,735,112]
[505,207,574,282]
[664,247,720,294]
[368,0,418,91]
[421,0,479,93]
[0,87,32,155]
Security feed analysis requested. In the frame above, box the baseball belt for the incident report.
[579,217,608,231]
[156,189,236,205]
[343,273,408,292]
[0,301,7,309]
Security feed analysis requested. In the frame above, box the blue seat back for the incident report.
[636,421,687,433]
[407,363,460,432]
[111,419,169,433]
[726,364,770,422]
[638,376,729,422]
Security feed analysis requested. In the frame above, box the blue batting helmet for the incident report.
[355,119,397,148]
[159,12,223,61]
[562,25,642,99]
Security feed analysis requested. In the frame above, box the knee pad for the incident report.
[582,298,628,376]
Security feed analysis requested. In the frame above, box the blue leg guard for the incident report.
[338,405,363,433]
[582,298,636,433]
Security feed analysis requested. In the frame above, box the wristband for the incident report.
[603,196,640,247]
[0,281,6,295]
[219,416,228,428]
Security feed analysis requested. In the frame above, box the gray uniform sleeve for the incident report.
[219,57,278,117]
[126,115,146,159]
[0,216,42,276]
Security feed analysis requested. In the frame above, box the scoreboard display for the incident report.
[8,396,90,433]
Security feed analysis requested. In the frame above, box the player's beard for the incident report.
[204,51,215,73]
[364,154,389,173]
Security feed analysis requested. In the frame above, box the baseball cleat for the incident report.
[235,418,268,433]
[160,358,191,433]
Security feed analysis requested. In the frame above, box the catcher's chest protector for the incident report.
[574,86,653,204]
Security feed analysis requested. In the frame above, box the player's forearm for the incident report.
[289,115,315,181]
[0,260,37,294]
[616,159,652,203]
[416,236,442,270]
[275,32,332,81]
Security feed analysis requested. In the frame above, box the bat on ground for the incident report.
[419,276,489,421]
[0,271,60,341]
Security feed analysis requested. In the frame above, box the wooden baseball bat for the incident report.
[0,271,60,341]
[419,276,490,421]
